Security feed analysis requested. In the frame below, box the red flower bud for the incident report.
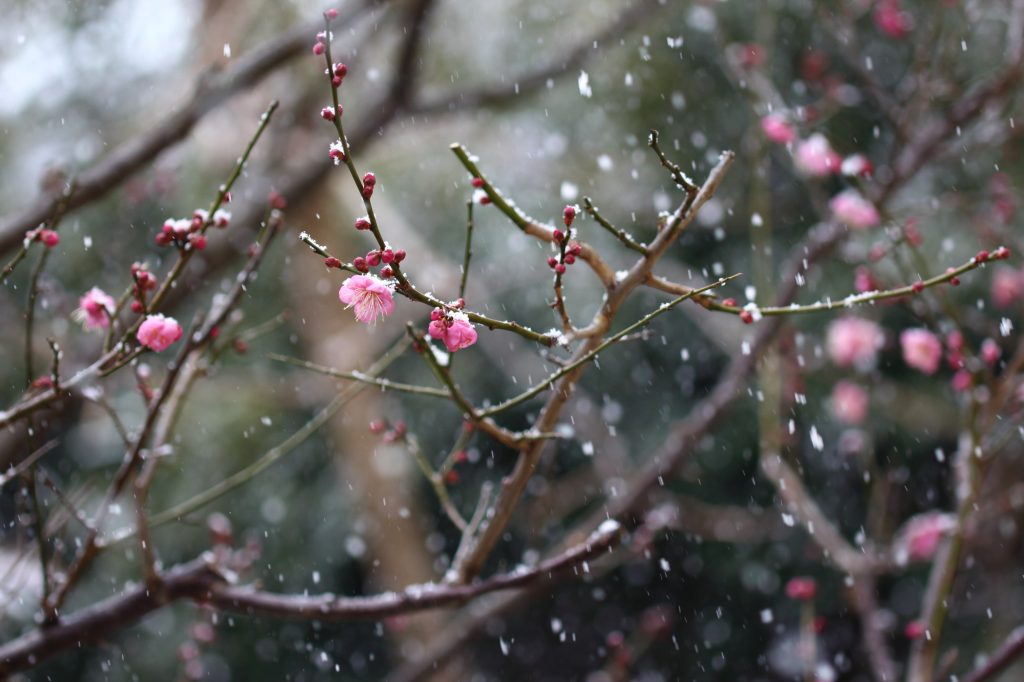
[368,420,386,434]
[993,246,1010,260]
[563,204,577,228]
[130,300,145,314]
[268,191,287,210]
[911,281,925,294]
[331,75,343,87]
[564,254,576,265]
[39,230,59,247]
[721,298,737,308]
[785,576,816,601]
[354,217,371,231]
[189,234,207,250]
[552,229,565,243]
[312,42,325,56]
[554,263,566,275]
[333,63,348,78]
[325,8,338,20]
[380,265,394,278]
[320,106,336,121]
[324,257,342,269]
[366,251,381,266]
[353,256,368,272]
[363,172,376,187]
[739,310,754,324]
[381,249,395,264]
[547,257,559,268]
[471,177,484,188]
[393,249,406,263]
[975,250,990,263]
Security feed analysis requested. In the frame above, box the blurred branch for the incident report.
[963,626,1024,682]
[0,3,382,256]
[0,521,621,676]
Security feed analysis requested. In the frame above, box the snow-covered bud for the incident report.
[320,106,336,121]
[547,257,559,269]
[563,204,577,228]
[354,217,371,231]
[333,62,348,79]
[329,140,346,164]
[363,172,376,187]
[992,246,1011,260]
[213,209,231,228]
[739,310,754,324]
[430,308,443,322]
[189,234,207,250]
[380,265,394,278]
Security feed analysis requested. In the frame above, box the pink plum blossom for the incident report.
[830,190,880,229]
[338,275,395,324]
[760,114,796,144]
[428,315,478,353]
[874,0,912,39]
[794,133,841,176]
[74,287,116,331]
[827,317,884,369]
[991,267,1023,308]
[830,380,869,424]
[137,314,183,352]
[895,512,955,564]
[900,328,942,375]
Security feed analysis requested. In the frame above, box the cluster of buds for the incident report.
[470,177,491,205]
[428,302,478,353]
[330,62,348,88]
[129,262,158,313]
[362,172,376,199]
[25,227,59,248]
[311,12,338,56]
[351,246,406,278]
[155,208,226,250]
[320,104,342,121]
[547,210,583,276]
[369,419,407,443]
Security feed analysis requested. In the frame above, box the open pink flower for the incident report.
[74,287,116,331]
[794,133,841,176]
[428,315,478,353]
[137,314,183,352]
[830,380,869,424]
[827,317,884,369]
[900,328,942,375]
[830,190,880,229]
[760,114,796,144]
[895,512,955,563]
[338,274,395,324]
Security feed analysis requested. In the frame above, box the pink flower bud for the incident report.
[739,310,754,324]
[363,172,376,187]
[320,106,336,121]
[794,134,841,176]
[324,257,341,269]
[354,217,371,231]
[189,234,207,250]
[547,257,558,269]
[564,253,576,265]
[312,42,325,56]
[362,185,374,199]
[333,62,348,78]
[552,229,565,243]
[353,256,368,272]
[380,265,394,278]
[381,249,395,264]
[394,249,406,263]
[554,263,566,275]
[366,251,381,266]
[829,190,880,229]
[325,8,338,20]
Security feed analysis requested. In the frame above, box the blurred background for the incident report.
[1,0,1022,680]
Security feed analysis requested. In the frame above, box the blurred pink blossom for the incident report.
[896,512,955,563]
[827,317,884,369]
[137,314,183,352]
[338,275,396,324]
[829,190,880,229]
[830,380,869,424]
[794,133,841,176]
[74,287,116,331]
[760,114,796,144]
[991,267,1023,308]
[901,328,942,375]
